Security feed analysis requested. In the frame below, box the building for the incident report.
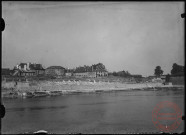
[2,68,12,76]
[91,63,108,77]
[95,69,108,77]
[65,72,73,77]
[87,72,97,78]
[13,63,45,76]
[131,74,143,78]
[73,72,89,78]
[65,68,74,77]
[45,66,65,76]
[73,72,97,78]
[160,75,166,82]
[29,63,45,75]
[73,63,108,78]
[169,73,184,85]
[170,76,184,85]
[1,68,14,80]
[170,64,184,85]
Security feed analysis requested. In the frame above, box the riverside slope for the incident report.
[1,80,183,98]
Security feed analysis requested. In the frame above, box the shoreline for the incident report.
[2,81,184,99]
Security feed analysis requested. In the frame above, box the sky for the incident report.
[2,2,185,76]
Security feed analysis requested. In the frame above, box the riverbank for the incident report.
[1,80,184,98]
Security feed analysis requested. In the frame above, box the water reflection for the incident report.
[6,106,68,112]
[2,88,184,134]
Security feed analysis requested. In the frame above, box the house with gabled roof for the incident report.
[13,62,45,76]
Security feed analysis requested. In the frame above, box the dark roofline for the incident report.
[29,63,44,70]
[1,68,10,70]
[46,66,65,69]
[20,63,27,65]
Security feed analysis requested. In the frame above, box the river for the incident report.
[2,88,184,134]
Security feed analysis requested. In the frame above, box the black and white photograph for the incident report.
[1,1,185,134]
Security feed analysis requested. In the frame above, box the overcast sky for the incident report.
[2,2,184,76]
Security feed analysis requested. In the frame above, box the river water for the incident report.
[2,88,184,134]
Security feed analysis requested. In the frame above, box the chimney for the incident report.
[24,64,27,71]
[27,63,30,70]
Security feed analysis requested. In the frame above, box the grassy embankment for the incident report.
[1,75,183,98]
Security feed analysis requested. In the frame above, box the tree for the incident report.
[154,66,163,77]
[113,72,118,76]
[125,71,131,77]
[114,70,131,77]
[171,63,184,75]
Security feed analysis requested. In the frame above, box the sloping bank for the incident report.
[1,81,184,98]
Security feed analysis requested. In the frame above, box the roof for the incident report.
[46,66,65,70]
[74,69,108,73]
[18,63,44,70]
[19,63,27,68]
[29,64,44,70]
[94,69,108,72]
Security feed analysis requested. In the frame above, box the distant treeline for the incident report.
[154,63,185,77]
[110,70,142,78]
[171,63,185,76]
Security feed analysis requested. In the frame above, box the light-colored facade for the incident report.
[73,72,97,78]
[73,63,108,78]
[65,72,73,76]
[96,70,108,77]
[73,72,89,77]
[73,71,108,78]
[87,72,97,78]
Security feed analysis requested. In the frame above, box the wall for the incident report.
[96,71,108,77]
[65,72,72,76]
[1,81,16,89]
[170,76,184,85]
[87,72,96,78]
[36,70,45,75]
[45,69,65,76]
[74,72,108,78]
[73,72,88,77]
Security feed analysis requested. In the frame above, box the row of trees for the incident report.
[111,63,184,78]
[74,63,107,73]
[154,63,185,77]
[68,63,184,77]
[112,70,131,77]
[111,70,143,78]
